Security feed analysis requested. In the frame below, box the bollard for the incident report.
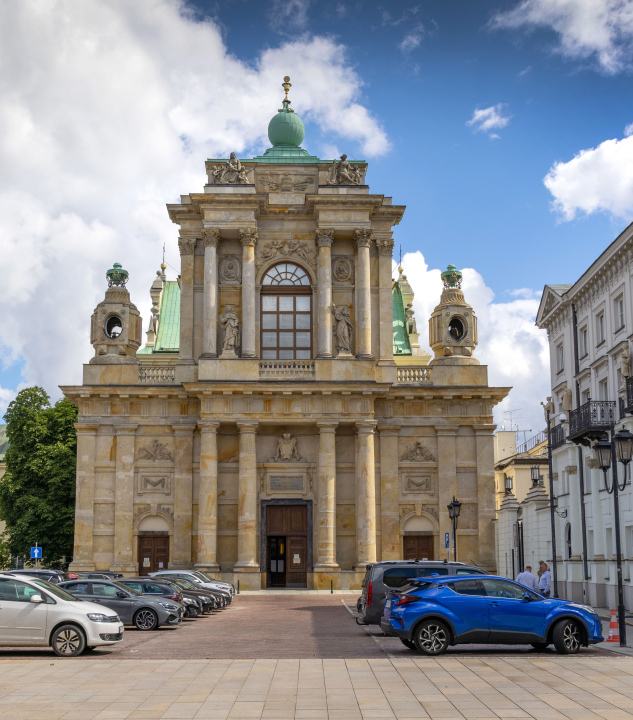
[331,579,333,594]
[237,579,240,595]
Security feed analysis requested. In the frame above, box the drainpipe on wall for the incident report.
[572,302,590,602]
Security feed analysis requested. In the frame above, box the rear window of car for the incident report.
[382,566,450,588]
[144,584,166,594]
[64,582,90,595]
[121,582,143,593]
[445,579,485,596]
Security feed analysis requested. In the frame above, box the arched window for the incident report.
[261,263,312,360]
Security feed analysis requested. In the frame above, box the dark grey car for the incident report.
[356,560,488,626]
[60,580,182,630]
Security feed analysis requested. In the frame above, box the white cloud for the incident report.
[625,122,633,136]
[491,0,633,74]
[269,0,311,31]
[398,252,550,434]
[0,0,390,402]
[544,133,633,220]
[399,25,425,53]
[467,104,512,136]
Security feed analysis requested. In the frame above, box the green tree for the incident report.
[0,387,77,568]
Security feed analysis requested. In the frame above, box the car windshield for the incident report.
[113,581,141,596]
[31,579,76,602]
[173,578,195,589]
[191,571,209,582]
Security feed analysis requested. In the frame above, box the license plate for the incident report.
[385,600,391,608]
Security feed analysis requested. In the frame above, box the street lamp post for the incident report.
[504,474,513,494]
[447,496,462,562]
[530,465,540,487]
[594,428,633,648]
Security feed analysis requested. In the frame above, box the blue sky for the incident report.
[0,0,632,432]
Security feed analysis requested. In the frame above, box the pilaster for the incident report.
[353,229,373,359]
[375,234,396,366]
[170,424,196,568]
[316,230,334,358]
[234,421,260,570]
[111,424,138,574]
[69,424,98,572]
[354,420,377,569]
[201,229,220,359]
[240,229,258,358]
[195,420,221,572]
[378,425,401,561]
[315,422,339,569]
[178,236,197,365]
[474,423,497,571]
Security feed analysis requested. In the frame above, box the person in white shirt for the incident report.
[516,566,539,592]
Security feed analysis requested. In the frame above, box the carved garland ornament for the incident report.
[401,441,437,462]
[138,439,173,462]
[256,237,316,269]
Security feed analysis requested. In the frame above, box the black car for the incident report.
[60,579,183,630]
[356,560,489,626]
[152,574,228,608]
[75,572,123,580]
[6,569,69,585]
[154,578,218,613]
[118,578,208,617]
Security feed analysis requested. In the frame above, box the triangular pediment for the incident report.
[536,285,570,326]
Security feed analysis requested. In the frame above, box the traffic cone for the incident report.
[607,609,620,642]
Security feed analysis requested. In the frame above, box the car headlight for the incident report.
[183,597,194,605]
[88,613,118,623]
[566,602,595,614]
[159,602,179,611]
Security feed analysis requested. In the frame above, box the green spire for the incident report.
[441,264,462,288]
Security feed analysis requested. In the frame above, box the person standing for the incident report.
[516,566,538,592]
[539,562,551,598]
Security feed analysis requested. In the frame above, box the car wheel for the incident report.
[413,620,450,656]
[51,624,86,657]
[134,608,159,631]
[531,642,549,651]
[553,619,581,654]
[399,638,416,650]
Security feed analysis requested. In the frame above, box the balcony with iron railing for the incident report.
[568,399,615,444]
[549,423,566,450]
[626,376,633,413]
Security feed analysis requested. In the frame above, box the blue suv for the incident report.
[381,575,603,655]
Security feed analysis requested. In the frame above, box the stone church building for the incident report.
[62,78,508,590]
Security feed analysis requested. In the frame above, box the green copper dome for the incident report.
[441,264,462,288]
[268,108,305,147]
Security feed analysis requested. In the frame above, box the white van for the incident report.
[0,573,124,657]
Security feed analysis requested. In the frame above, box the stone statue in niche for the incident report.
[221,306,240,357]
[401,441,437,462]
[541,396,555,425]
[211,152,251,184]
[138,440,173,462]
[332,304,353,356]
[273,433,304,462]
[326,154,362,185]
[561,384,572,420]
[219,255,242,284]
[621,345,631,389]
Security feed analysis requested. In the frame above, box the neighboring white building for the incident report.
[527,220,633,609]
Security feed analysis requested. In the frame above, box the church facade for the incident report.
[62,78,508,590]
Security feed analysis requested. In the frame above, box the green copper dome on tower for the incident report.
[441,264,462,288]
[268,76,305,147]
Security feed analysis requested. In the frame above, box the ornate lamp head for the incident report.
[441,264,462,289]
[106,262,129,288]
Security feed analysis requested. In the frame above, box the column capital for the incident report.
[356,420,377,434]
[375,237,394,256]
[178,236,197,255]
[239,228,258,247]
[377,424,401,435]
[353,228,373,248]
[316,229,334,247]
[115,423,138,435]
[173,423,197,435]
[198,420,221,432]
[236,421,258,433]
[316,421,338,432]
[74,423,99,434]
[202,228,220,247]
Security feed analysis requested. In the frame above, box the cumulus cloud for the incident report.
[399,26,426,53]
[398,252,550,434]
[625,122,633,136]
[544,132,633,220]
[0,0,391,408]
[466,104,512,137]
[491,0,633,74]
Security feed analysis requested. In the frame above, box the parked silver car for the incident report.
[60,579,182,630]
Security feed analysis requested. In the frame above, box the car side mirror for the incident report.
[523,593,532,602]
[30,594,44,603]
[116,591,128,598]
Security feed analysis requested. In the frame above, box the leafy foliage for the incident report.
[0,388,77,568]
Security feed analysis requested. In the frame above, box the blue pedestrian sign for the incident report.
[30,547,42,559]
[445,532,449,549]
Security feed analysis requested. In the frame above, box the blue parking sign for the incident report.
[445,532,449,549]
[30,547,42,559]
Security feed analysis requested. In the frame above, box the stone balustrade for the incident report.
[396,366,433,385]
[259,360,316,380]
[139,365,176,384]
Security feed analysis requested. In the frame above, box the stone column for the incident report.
[195,420,220,572]
[170,424,196,568]
[234,422,260,571]
[378,425,401,561]
[111,424,137,573]
[315,422,339,569]
[240,229,258,358]
[201,229,220,358]
[354,421,377,569]
[474,424,496,571]
[69,423,98,572]
[437,425,458,562]
[316,230,334,358]
[375,235,396,365]
[353,229,373,359]
[178,236,197,364]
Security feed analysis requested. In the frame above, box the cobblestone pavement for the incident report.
[0,594,629,719]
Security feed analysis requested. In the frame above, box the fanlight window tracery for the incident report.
[262,263,310,286]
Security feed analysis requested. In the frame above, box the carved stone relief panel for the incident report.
[137,472,173,496]
[400,441,437,462]
[258,172,315,192]
[137,439,173,462]
[402,473,435,498]
[256,237,316,269]
[219,255,242,284]
[332,256,355,284]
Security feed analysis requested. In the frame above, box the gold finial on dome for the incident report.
[282,75,292,105]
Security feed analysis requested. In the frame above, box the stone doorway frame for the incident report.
[260,499,314,576]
